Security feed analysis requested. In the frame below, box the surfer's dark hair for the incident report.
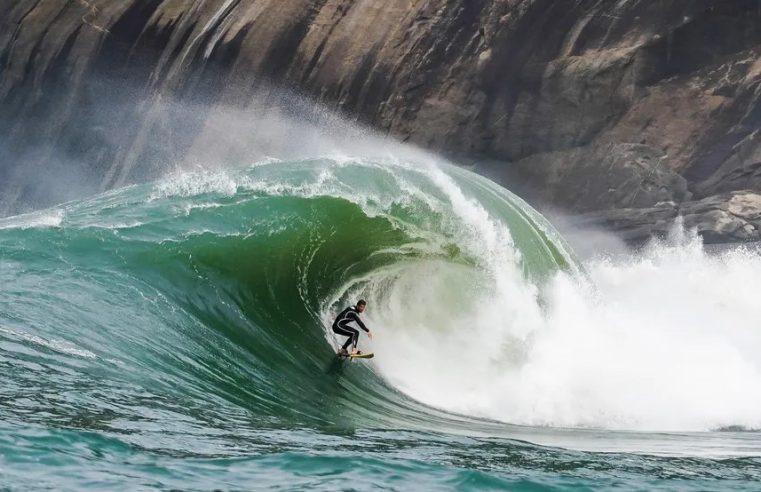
[357,299,367,306]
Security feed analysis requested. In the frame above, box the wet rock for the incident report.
[575,191,761,244]
[3,0,761,234]
[503,143,690,213]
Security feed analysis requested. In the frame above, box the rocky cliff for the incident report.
[3,0,761,242]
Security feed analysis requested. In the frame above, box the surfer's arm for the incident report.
[350,312,370,332]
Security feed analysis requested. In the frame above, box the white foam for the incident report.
[367,224,761,432]
[0,209,64,229]
[151,170,238,199]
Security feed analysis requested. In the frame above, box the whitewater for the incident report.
[2,149,761,489]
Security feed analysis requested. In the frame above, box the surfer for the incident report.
[332,300,373,356]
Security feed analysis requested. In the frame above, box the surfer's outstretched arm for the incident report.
[349,311,369,332]
[349,312,372,338]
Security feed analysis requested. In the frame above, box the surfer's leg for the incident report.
[341,334,353,350]
[344,327,359,351]
[333,324,356,351]
[336,322,360,351]
[350,327,359,350]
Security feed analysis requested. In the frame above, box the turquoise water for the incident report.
[1,158,760,490]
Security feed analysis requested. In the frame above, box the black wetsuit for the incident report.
[332,306,369,351]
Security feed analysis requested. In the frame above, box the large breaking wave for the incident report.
[1,155,760,438]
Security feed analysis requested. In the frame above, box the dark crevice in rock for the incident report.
[687,90,761,192]
[95,0,163,72]
[260,0,329,81]
[183,24,251,102]
[635,1,761,86]
[341,48,380,119]
[69,1,168,190]
[301,37,329,85]
[300,0,353,85]
[183,0,242,73]
[2,22,83,209]
[155,20,196,87]
[0,0,44,71]
[687,130,753,186]
[129,16,177,74]
[6,8,79,138]
[478,0,584,160]
[17,1,69,97]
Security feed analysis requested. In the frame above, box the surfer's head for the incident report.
[356,299,366,312]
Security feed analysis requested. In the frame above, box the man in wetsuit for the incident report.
[332,299,373,356]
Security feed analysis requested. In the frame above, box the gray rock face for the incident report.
[2,0,761,244]
[503,143,691,213]
[575,191,761,244]
[694,130,761,197]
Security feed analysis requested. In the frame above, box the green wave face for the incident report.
[0,157,577,434]
[5,157,761,489]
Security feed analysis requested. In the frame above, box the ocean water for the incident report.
[1,156,760,490]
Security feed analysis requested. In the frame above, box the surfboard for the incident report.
[350,352,374,359]
[338,352,374,359]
